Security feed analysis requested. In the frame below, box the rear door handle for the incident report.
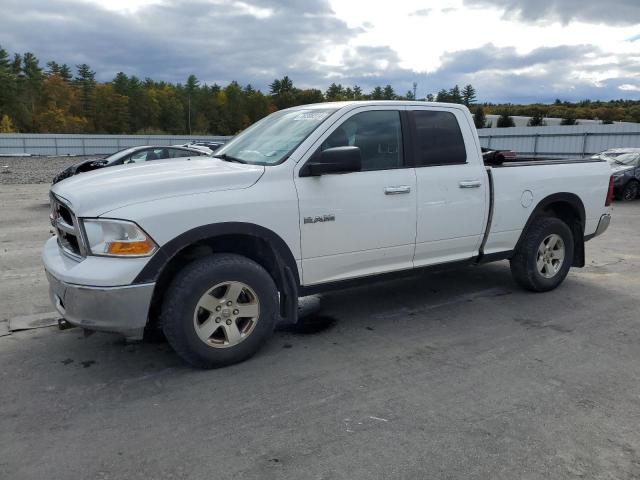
[385,185,411,195]
[459,180,482,188]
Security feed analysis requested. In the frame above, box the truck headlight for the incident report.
[82,219,157,257]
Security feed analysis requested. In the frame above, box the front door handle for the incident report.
[385,185,411,195]
[459,180,482,188]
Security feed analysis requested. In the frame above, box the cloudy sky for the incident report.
[1,0,639,102]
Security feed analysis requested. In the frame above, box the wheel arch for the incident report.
[516,192,586,267]
[137,222,300,329]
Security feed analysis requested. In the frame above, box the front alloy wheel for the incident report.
[161,254,279,368]
[194,281,260,348]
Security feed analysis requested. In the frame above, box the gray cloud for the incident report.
[438,43,598,74]
[0,0,358,88]
[0,0,637,102]
[463,0,640,25]
[428,44,640,103]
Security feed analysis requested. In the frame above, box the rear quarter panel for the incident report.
[485,161,611,254]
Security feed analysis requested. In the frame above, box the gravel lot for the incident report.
[1,184,639,479]
[0,155,100,184]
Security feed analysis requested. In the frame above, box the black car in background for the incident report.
[52,145,209,184]
[609,152,640,201]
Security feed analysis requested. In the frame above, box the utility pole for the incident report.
[412,82,417,100]
[188,94,192,135]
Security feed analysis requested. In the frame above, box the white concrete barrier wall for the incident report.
[478,123,640,158]
[2,124,640,158]
[0,134,233,156]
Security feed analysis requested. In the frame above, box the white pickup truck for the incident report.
[43,101,613,368]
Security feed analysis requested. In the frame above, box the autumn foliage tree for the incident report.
[0,45,638,134]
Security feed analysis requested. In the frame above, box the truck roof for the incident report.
[287,100,471,113]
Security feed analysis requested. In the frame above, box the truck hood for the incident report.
[51,157,265,217]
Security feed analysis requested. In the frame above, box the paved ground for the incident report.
[1,184,639,480]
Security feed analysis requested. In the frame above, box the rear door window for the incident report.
[409,110,466,166]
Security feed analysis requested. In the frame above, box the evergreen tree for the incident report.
[435,89,449,102]
[382,84,395,100]
[46,61,60,76]
[473,106,487,129]
[449,85,462,104]
[462,84,476,106]
[325,83,344,101]
[0,46,16,120]
[113,72,130,96]
[527,108,546,126]
[59,64,72,82]
[22,52,43,130]
[496,112,515,128]
[370,86,384,100]
[74,63,96,123]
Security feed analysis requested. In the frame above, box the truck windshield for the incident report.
[213,108,336,165]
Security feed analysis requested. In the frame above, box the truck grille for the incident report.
[50,193,85,259]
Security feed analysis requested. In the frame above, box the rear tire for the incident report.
[510,217,574,292]
[161,254,279,368]
[621,180,639,202]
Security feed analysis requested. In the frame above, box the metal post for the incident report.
[533,134,539,157]
[581,133,589,158]
[54,137,58,155]
[487,135,492,149]
[81,137,85,155]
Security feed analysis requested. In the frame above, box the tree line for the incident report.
[0,46,638,135]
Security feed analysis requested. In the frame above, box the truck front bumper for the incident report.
[42,237,155,341]
[46,271,155,340]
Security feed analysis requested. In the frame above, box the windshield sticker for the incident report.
[292,112,329,121]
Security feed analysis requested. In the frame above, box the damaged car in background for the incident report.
[52,145,210,184]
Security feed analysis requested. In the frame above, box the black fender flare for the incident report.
[515,192,586,267]
[134,222,299,285]
[134,222,300,322]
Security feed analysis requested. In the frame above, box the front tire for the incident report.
[621,180,639,202]
[161,254,279,368]
[510,217,574,292]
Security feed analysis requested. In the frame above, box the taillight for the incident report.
[605,176,614,206]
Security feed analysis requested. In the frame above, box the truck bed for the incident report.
[481,158,611,257]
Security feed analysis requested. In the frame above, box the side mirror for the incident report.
[300,146,362,177]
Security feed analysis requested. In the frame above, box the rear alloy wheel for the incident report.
[535,234,565,279]
[621,181,639,202]
[510,216,574,292]
[161,254,278,368]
